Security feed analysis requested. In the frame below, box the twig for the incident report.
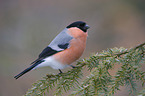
[116,42,145,57]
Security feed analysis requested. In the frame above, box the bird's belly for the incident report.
[34,56,69,70]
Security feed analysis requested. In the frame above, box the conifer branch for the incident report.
[25,42,145,96]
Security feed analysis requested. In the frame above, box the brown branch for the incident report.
[134,42,145,50]
[116,42,145,57]
[127,78,135,95]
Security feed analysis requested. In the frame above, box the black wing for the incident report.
[31,46,59,64]
[39,46,58,58]
[58,43,69,49]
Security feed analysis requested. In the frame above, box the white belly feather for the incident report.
[33,56,69,70]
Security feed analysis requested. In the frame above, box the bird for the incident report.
[14,21,90,79]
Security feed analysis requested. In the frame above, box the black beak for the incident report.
[85,24,90,29]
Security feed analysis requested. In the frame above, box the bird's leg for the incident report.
[70,65,76,68]
[58,69,63,74]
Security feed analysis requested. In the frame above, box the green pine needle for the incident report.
[25,42,145,96]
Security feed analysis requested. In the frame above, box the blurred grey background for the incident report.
[0,0,145,96]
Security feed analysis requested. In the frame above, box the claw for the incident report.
[58,69,63,74]
[71,65,76,68]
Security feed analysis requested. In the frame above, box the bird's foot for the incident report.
[58,69,63,74]
[70,65,76,68]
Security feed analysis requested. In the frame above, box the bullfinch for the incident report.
[14,21,90,79]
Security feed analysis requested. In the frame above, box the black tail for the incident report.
[14,60,44,79]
